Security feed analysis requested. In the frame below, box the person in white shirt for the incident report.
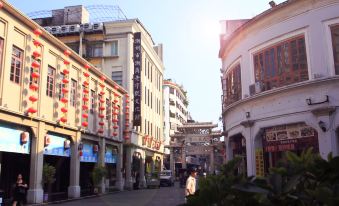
[185,168,197,197]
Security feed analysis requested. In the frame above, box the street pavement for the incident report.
[52,182,185,206]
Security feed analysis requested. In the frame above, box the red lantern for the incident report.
[32,51,41,58]
[20,132,29,145]
[82,113,88,118]
[29,95,38,102]
[82,97,89,102]
[126,99,130,103]
[100,75,106,81]
[114,93,119,97]
[98,114,105,118]
[84,64,91,69]
[83,72,90,77]
[27,107,37,114]
[99,121,105,126]
[83,81,89,86]
[113,125,118,129]
[63,60,70,65]
[114,85,119,90]
[79,150,83,156]
[99,98,105,103]
[0,2,3,9]
[62,88,69,94]
[63,69,69,75]
[124,135,129,139]
[99,106,105,111]
[125,106,130,109]
[112,119,118,123]
[93,145,99,152]
[113,132,118,136]
[44,135,51,147]
[33,39,42,47]
[33,28,42,36]
[98,129,104,134]
[60,98,68,103]
[125,116,130,120]
[62,78,69,84]
[125,112,130,116]
[112,112,119,115]
[113,106,119,110]
[60,117,67,123]
[83,89,89,94]
[114,99,118,103]
[64,49,71,56]
[82,121,88,127]
[82,105,89,110]
[125,94,129,98]
[61,107,68,113]
[29,83,39,91]
[31,61,40,68]
[31,72,40,79]
[99,91,105,96]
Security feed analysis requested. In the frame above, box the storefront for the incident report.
[43,133,71,201]
[79,140,98,196]
[229,134,247,175]
[256,123,319,176]
[105,145,117,191]
[0,123,31,204]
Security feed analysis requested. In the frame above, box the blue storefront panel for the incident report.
[0,125,30,154]
[44,134,70,157]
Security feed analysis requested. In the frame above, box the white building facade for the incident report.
[219,0,339,177]
[163,80,189,154]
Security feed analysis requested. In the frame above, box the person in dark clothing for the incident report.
[12,174,28,206]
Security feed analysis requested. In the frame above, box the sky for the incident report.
[8,0,284,125]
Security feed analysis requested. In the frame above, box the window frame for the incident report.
[70,79,77,107]
[10,45,23,84]
[330,24,339,75]
[46,65,56,98]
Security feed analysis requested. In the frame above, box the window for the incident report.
[0,38,4,74]
[147,89,150,107]
[331,25,339,75]
[145,86,147,104]
[170,88,174,94]
[106,98,110,120]
[90,90,95,114]
[253,35,308,91]
[144,119,147,134]
[59,73,65,100]
[46,66,56,97]
[86,43,103,57]
[70,79,77,107]
[66,43,79,54]
[112,71,123,86]
[223,64,242,106]
[110,41,118,56]
[10,46,23,84]
[151,92,153,108]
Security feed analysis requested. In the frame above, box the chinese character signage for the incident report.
[80,142,98,163]
[105,146,117,164]
[133,32,142,126]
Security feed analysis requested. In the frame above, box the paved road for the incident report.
[53,182,185,206]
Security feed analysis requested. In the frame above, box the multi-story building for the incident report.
[219,0,339,177]
[32,5,165,189]
[0,1,129,204]
[163,80,189,155]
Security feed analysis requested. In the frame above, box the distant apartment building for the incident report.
[32,5,165,189]
[163,80,189,155]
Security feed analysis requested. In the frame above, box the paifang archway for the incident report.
[166,122,223,176]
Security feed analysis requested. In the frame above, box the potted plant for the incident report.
[91,165,107,194]
[42,164,56,202]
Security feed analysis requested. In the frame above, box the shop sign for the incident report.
[105,146,117,164]
[263,123,318,152]
[0,126,30,154]
[185,136,211,143]
[80,142,98,162]
[186,146,212,155]
[255,148,265,177]
[133,32,142,126]
[44,134,70,157]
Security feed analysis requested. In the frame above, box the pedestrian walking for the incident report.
[12,174,28,206]
[185,168,197,202]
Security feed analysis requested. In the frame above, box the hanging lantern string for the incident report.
[82,64,91,128]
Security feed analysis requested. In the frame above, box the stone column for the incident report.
[240,120,255,177]
[209,147,215,174]
[124,146,133,190]
[98,137,106,193]
[68,131,81,198]
[115,143,124,191]
[27,122,45,204]
[181,146,187,169]
[139,157,146,188]
[170,148,175,178]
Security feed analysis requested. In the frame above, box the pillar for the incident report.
[210,147,214,174]
[115,143,124,191]
[181,146,186,169]
[68,131,81,198]
[27,122,45,204]
[124,146,133,190]
[139,157,146,188]
[170,148,175,178]
[98,137,106,193]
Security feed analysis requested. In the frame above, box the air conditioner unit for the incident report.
[50,26,61,34]
[60,25,69,33]
[249,82,263,96]
[69,24,80,33]
[43,27,51,33]
[81,23,93,31]
[93,23,103,31]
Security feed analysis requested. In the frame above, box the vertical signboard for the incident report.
[133,32,142,126]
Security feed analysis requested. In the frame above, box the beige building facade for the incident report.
[0,1,128,204]
[32,6,165,189]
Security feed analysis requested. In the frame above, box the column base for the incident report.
[68,185,80,199]
[124,178,133,190]
[115,179,124,191]
[139,176,146,188]
[27,189,44,204]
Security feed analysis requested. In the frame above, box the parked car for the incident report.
[146,173,160,189]
[159,170,174,186]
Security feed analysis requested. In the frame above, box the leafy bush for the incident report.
[92,165,107,186]
[42,164,56,186]
[185,148,339,206]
